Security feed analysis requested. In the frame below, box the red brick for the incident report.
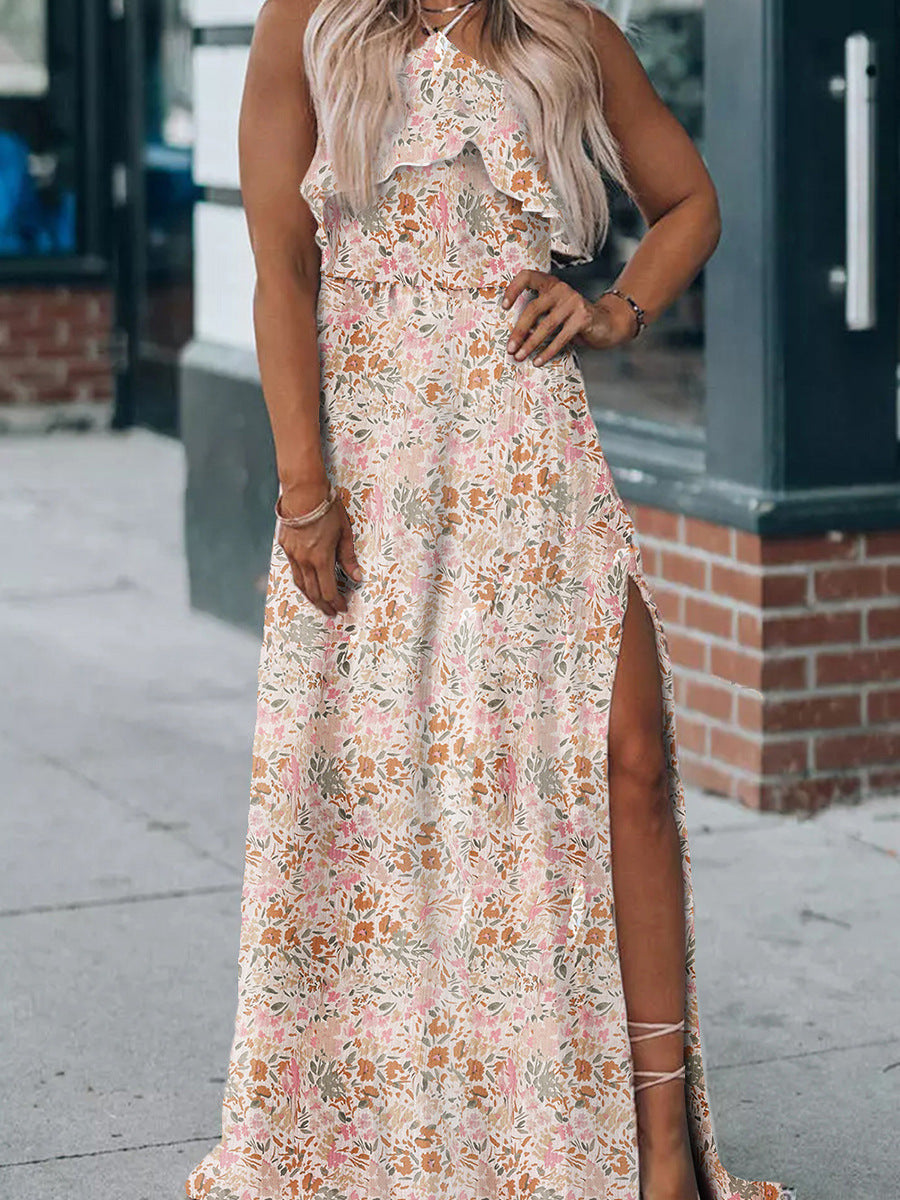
[737,612,762,649]
[630,503,680,541]
[20,334,77,357]
[761,571,809,608]
[34,302,100,326]
[33,288,99,312]
[666,630,708,671]
[710,563,762,606]
[733,530,762,566]
[867,688,900,724]
[679,752,738,799]
[867,767,900,791]
[763,694,861,733]
[762,611,860,649]
[5,361,64,383]
[760,655,808,691]
[761,738,809,773]
[864,530,900,558]
[817,646,900,685]
[759,531,861,566]
[0,284,113,410]
[735,775,763,809]
[650,582,682,626]
[0,338,50,358]
[1,306,42,332]
[710,645,764,690]
[737,692,763,732]
[758,774,861,813]
[58,319,110,340]
[683,515,732,557]
[640,543,660,576]
[684,594,733,640]
[673,712,707,755]
[710,726,762,773]
[64,359,113,383]
[24,379,71,401]
[867,606,900,641]
[660,549,707,590]
[685,679,735,722]
[814,564,885,601]
[886,566,900,594]
[815,730,900,771]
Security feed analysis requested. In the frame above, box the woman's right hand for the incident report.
[277,484,363,617]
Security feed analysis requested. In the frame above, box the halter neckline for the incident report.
[419,0,477,38]
[413,0,504,85]
[410,26,504,89]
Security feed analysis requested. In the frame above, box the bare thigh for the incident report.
[608,574,668,800]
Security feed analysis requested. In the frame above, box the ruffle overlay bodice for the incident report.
[299,30,593,287]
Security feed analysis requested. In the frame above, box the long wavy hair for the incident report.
[303,0,638,259]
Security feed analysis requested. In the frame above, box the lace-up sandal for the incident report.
[627,1018,687,1093]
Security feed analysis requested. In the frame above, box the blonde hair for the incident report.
[303,0,637,259]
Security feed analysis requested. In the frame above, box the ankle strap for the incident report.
[634,1064,686,1092]
[627,1019,685,1042]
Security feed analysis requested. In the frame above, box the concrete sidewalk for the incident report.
[0,429,897,1199]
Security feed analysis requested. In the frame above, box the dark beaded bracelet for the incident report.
[600,287,647,339]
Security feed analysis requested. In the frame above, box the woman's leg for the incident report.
[608,575,700,1200]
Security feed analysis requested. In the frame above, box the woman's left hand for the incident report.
[502,269,638,366]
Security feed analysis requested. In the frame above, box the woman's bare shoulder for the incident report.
[239,0,324,274]
[243,0,321,107]
[251,0,320,52]
[575,5,647,77]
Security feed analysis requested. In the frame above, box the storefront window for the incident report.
[578,0,705,431]
[0,0,77,257]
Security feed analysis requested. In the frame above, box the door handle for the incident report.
[828,32,878,331]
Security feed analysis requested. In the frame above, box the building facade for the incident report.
[4,2,898,813]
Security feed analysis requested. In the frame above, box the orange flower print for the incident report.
[188,30,796,1200]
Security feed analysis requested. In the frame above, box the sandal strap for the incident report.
[634,1064,687,1092]
[627,1019,685,1042]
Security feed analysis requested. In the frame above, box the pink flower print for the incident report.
[326,1145,348,1171]
[429,189,450,233]
[500,1053,518,1113]
[280,1057,301,1098]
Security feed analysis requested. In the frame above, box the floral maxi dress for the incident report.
[186,22,796,1200]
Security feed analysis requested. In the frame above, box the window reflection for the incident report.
[578,0,705,431]
[0,0,77,256]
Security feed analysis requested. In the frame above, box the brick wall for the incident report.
[0,284,114,432]
[630,502,900,813]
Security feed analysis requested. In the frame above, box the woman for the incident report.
[187,2,796,1199]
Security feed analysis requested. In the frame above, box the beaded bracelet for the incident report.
[600,287,647,339]
[275,483,338,529]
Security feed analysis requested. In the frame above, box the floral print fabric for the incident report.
[186,28,795,1200]
[299,31,592,271]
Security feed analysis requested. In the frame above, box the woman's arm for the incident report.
[240,0,328,509]
[586,6,722,339]
[240,0,361,616]
[504,8,722,361]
